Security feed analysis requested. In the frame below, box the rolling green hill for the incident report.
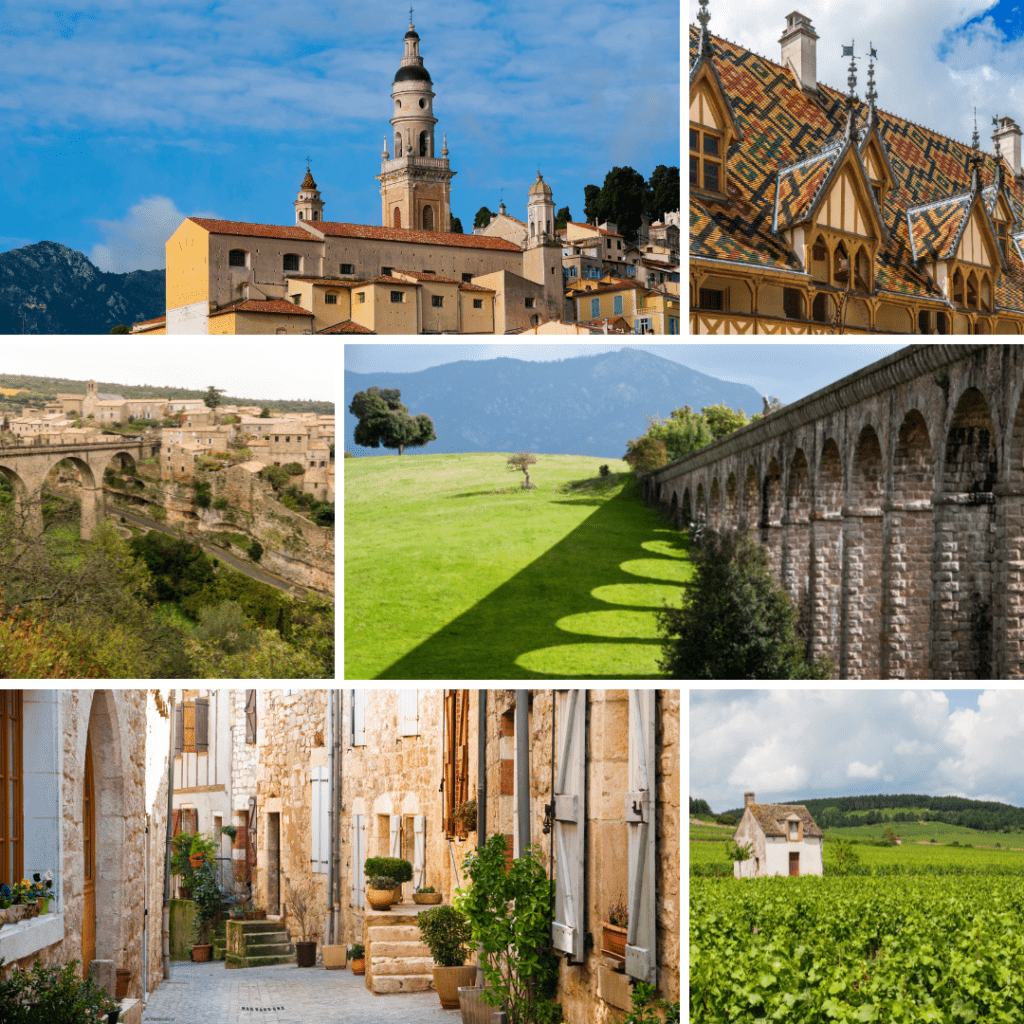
[344,452,692,679]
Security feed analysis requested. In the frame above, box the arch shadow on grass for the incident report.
[374,487,692,680]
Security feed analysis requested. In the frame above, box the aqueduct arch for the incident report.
[649,344,1024,679]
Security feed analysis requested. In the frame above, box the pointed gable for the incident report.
[956,200,1005,269]
[774,146,840,232]
[689,38,743,148]
[907,195,972,262]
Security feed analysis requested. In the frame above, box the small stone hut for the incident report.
[732,791,823,878]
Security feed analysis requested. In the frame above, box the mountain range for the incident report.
[343,348,767,459]
[0,242,165,334]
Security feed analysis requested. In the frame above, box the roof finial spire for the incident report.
[409,4,414,27]
[970,107,983,193]
[973,107,979,152]
[697,0,711,53]
[842,41,858,141]
[442,132,448,157]
[865,44,878,129]
[993,115,1003,162]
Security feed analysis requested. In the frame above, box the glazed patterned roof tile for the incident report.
[774,147,841,231]
[907,194,972,261]
[689,25,1024,308]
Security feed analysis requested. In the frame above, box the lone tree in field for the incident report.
[507,452,537,488]
[623,435,668,475]
[203,385,225,410]
[656,528,832,679]
[349,386,436,456]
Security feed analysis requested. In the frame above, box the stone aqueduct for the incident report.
[0,438,158,538]
[648,345,1024,680]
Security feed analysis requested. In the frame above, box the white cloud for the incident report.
[89,195,216,273]
[689,1,1021,150]
[690,689,1024,812]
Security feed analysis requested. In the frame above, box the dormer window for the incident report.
[996,220,1009,258]
[690,127,723,193]
[787,819,802,841]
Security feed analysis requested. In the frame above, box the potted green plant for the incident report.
[349,943,365,975]
[366,875,397,910]
[620,981,680,1024]
[364,856,413,903]
[284,878,318,968]
[189,869,220,962]
[601,892,628,966]
[454,834,561,1024]
[219,824,238,843]
[0,959,121,1023]
[416,904,476,1009]
[454,799,478,837]
[413,885,442,905]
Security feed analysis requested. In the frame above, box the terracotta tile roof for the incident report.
[190,218,313,240]
[689,25,1024,307]
[573,280,647,298]
[284,275,357,286]
[567,221,622,237]
[458,282,496,293]
[316,221,521,251]
[740,802,823,839]
[354,276,419,286]
[393,270,460,282]
[210,299,314,317]
[317,320,376,334]
[132,315,166,327]
[575,317,632,332]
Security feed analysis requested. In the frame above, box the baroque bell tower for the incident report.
[376,12,456,232]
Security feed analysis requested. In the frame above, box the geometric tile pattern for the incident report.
[689,25,1024,309]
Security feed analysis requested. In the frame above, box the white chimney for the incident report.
[993,116,1022,178]
[745,791,755,808]
[779,11,819,94]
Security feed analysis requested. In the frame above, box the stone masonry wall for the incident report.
[147,755,169,997]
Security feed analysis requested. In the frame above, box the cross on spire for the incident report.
[697,0,710,51]
[409,5,414,24]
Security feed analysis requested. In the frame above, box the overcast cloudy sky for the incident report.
[1,0,679,273]
[691,689,1024,813]
[0,341,334,402]
[345,343,906,404]
[690,1,1024,150]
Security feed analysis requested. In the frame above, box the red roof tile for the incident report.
[392,270,461,282]
[132,315,166,326]
[190,218,313,240]
[458,282,496,293]
[317,221,521,251]
[317,320,376,334]
[210,299,314,317]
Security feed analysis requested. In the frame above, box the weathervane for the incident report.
[842,42,858,140]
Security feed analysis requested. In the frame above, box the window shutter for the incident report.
[182,700,196,753]
[352,815,365,908]
[311,766,329,874]
[400,690,418,736]
[172,809,181,836]
[195,698,209,754]
[351,690,365,746]
[443,691,456,834]
[174,703,183,756]
[413,814,426,889]
[245,690,257,744]
[551,689,586,962]
[389,814,401,857]
[625,689,657,983]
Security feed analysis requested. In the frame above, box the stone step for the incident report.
[368,940,431,958]
[225,951,297,970]
[245,941,295,958]
[370,956,435,976]
[371,974,435,995]
[368,925,423,942]
[246,932,291,948]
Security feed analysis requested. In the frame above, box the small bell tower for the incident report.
[294,164,324,224]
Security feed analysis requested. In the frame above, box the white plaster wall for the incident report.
[21,691,62,906]
[166,300,209,334]
[764,836,823,876]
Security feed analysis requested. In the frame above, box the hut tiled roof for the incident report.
[745,801,823,839]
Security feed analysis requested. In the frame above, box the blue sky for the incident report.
[691,689,1024,812]
[691,1,1024,151]
[0,0,679,273]
[344,343,907,404]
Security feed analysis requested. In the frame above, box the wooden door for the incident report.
[267,812,280,914]
[789,852,800,877]
[82,736,96,971]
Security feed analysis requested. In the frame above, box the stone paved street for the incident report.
[141,961,463,1024]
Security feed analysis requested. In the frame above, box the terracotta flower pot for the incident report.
[254,909,266,920]
[601,922,627,964]
[191,944,212,962]
[295,940,317,968]
[115,968,131,1000]
[413,892,442,905]
[366,888,394,910]
[178,887,192,900]
[350,957,365,975]
[432,965,478,1009]
[189,853,204,868]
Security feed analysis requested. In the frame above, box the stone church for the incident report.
[144,16,565,336]
[690,1,1024,334]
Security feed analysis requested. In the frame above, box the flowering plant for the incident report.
[28,873,54,905]
[0,884,11,908]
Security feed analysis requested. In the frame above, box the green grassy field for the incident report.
[345,452,693,679]
[821,819,1024,847]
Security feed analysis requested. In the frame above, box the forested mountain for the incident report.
[344,348,765,459]
[0,242,165,334]
[720,793,1024,833]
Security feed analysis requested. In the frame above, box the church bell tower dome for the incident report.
[294,165,324,224]
[376,13,455,232]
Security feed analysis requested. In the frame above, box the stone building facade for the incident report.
[0,690,147,1023]
[649,343,1024,679]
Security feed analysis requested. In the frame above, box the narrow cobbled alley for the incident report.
[141,961,459,1024]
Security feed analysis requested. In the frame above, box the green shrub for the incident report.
[193,480,212,508]
[599,464,610,477]
[193,600,258,655]
[417,904,472,967]
[0,958,117,1023]
[248,539,264,563]
[282,462,305,475]
[213,496,229,510]
[182,571,292,636]
[260,465,290,490]
[364,857,413,883]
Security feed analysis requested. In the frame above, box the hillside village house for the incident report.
[0,690,147,1023]
[732,792,824,878]
[229,689,679,1022]
[690,1,1024,334]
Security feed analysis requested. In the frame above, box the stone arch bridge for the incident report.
[0,437,158,538]
[648,344,1024,679]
